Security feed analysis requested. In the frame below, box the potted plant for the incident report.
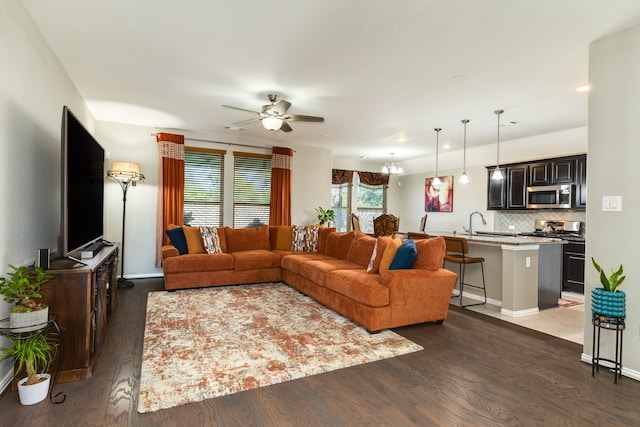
[0,332,58,405]
[590,257,626,317]
[315,207,335,227]
[0,264,54,331]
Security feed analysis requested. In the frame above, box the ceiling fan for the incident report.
[222,94,324,132]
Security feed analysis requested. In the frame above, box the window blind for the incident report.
[183,148,224,227]
[233,152,271,227]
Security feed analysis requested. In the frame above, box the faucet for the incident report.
[463,211,487,236]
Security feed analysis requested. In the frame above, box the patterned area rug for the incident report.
[137,283,423,413]
[558,298,584,308]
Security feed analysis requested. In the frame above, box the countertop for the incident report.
[426,231,565,246]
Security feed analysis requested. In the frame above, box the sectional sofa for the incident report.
[162,224,457,332]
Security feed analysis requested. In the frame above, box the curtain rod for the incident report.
[152,133,294,152]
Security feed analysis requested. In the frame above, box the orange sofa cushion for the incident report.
[232,250,282,271]
[224,225,270,252]
[346,232,377,267]
[379,237,402,273]
[367,236,393,274]
[324,231,355,260]
[316,227,336,254]
[182,226,206,254]
[413,236,446,271]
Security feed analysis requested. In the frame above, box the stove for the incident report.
[519,220,584,240]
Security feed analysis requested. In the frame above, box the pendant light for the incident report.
[459,119,470,184]
[491,109,504,180]
[432,128,442,187]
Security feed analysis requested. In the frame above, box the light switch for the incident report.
[602,196,622,212]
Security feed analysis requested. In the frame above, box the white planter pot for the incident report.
[9,306,49,332]
[17,373,50,405]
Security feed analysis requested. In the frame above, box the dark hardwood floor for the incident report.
[1,277,639,426]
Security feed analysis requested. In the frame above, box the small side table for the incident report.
[0,317,66,403]
[591,312,625,384]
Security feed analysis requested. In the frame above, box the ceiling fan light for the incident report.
[262,116,283,131]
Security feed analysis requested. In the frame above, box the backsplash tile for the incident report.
[495,210,587,236]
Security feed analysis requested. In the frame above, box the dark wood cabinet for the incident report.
[529,162,551,185]
[563,241,585,293]
[487,168,507,210]
[552,158,575,183]
[487,154,586,210]
[41,245,118,383]
[576,155,587,209]
[507,166,527,209]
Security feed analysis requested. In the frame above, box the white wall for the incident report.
[586,23,640,377]
[0,0,92,391]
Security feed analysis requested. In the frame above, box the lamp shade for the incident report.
[262,116,283,131]
[108,161,144,181]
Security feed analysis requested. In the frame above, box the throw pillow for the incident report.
[367,236,392,274]
[413,236,446,271]
[224,225,270,252]
[366,240,378,272]
[271,225,294,251]
[165,227,188,255]
[183,226,206,254]
[324,231,356,259]
[200,226,223,254]
[291,225,319,252]
[346,232,377,267]
[379,237,402,273]
[389,237,418,270]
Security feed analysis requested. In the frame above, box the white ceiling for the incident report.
[21,0,640,165]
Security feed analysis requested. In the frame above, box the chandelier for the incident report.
[381,153,403,174]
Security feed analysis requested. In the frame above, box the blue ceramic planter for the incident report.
[591,288,626,317]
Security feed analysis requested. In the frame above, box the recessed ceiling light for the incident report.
[576,85,590,92]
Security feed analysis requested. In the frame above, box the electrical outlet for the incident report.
[525,257,531,268]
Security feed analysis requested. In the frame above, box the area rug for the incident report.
[137,283,423,413]
[558,298,584,308]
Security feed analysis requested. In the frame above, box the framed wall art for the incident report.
[425,176,454,212]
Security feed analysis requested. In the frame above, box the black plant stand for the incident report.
[0,316,66,403]
[591,312,625,384]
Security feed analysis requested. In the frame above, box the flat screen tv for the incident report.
[61,106,105,256]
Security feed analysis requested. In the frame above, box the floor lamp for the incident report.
[107,161,145,289]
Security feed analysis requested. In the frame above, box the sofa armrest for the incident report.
[162,244,180,260]
[381,268,458,325]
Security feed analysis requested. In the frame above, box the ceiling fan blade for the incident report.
[286,114,324,122]
[233,118,261,126]
[280,121,293,132]
[222,105,261,115]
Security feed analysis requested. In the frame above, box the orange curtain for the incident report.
[155,132,185,266]
[269,146,293,226]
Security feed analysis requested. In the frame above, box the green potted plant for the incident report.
[315,207,335,227]
[0,332,58,405]
[590,257,626,317]
[0,264,54,331]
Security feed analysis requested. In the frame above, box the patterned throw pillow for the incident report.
[199,226,223,254]
[291,225,319,252]
[366,239,379,272]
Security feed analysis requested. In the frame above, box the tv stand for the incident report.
[42,245,119,383]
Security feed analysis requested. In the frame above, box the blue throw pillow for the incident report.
[389,238,417,270]
[166,227,188,255]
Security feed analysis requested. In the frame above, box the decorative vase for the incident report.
[17,373,50,405]
[9,306,49,332]
[591,288,626,317]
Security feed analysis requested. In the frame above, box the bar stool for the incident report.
[443,236,486,308]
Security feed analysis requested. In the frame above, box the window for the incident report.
[356,176,386,234]
[183,148,225,227]
[331,182,351,231]
[233,152,271,227]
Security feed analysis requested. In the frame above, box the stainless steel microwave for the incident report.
[526,184,574,209]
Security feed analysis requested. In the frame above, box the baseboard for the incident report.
[581,353,640,382]
[122,273,164,279]
[452,289,501,307]
[0,369,13,396]
[500,307,540,317]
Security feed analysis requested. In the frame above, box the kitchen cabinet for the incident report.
[487,168,507,209]
[529,162,551,185]
[487,154,586,210]
[563,240,585,293]
[552,158,575,183]
[507,166,527,209]
[575,155,587,209]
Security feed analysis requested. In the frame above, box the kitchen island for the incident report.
[430,232,565,316]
